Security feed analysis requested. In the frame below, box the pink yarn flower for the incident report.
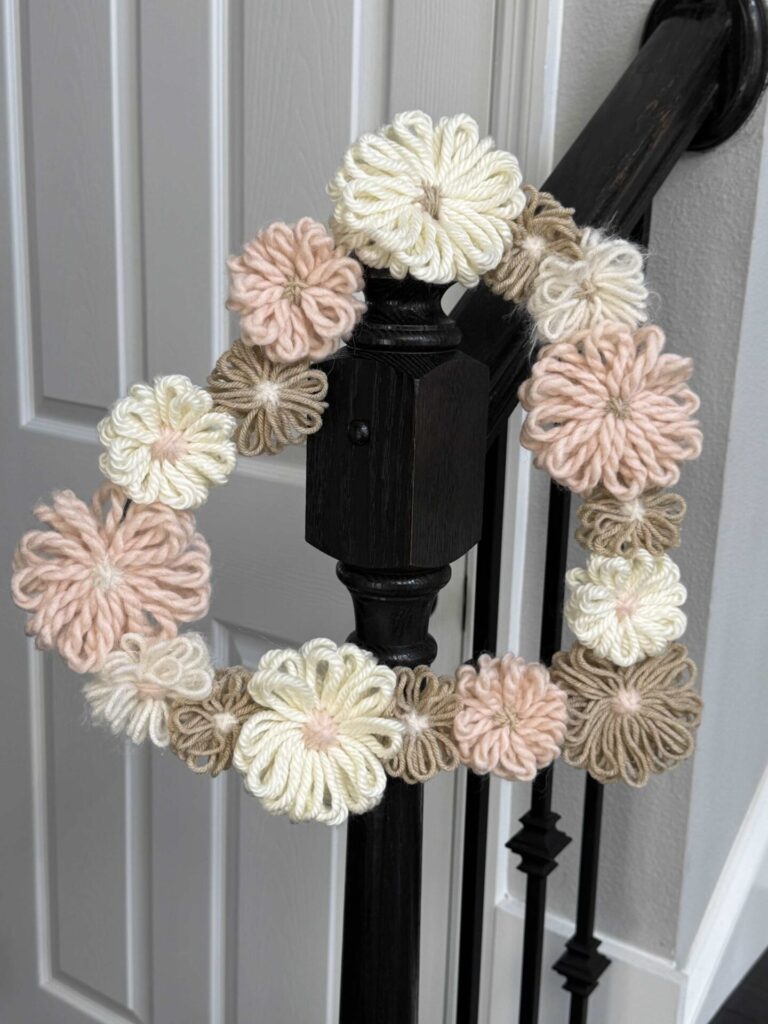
[227,217,365,364]
[518,322,702,500]
[11,484,211,674]
[453,654,567,781]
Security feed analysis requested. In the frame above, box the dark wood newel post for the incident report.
[306,268,489,1023]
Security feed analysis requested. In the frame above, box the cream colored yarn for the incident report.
[576,487,686,557]
[565,550,687,668]
[83,633,214,747]
[328,110,525,287]
[551,642,702,787]
[233,638,403,825]
[207,340,328,456]
[385,665,462,784]
[98,374,237,510]
[483,185,581,304]
[528,226,648,343]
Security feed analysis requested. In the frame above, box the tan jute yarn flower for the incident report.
[551,642,702,787]
[484,185,581,304]
[168,665,259,776]
[385,666,463,784]
[576,487,687,557]
[207,340,328,456]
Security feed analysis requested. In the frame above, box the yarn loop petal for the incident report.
[385,665,463,784]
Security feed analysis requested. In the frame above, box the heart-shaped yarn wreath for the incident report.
[575,487,686,557]
[207,340,328,456]
[384,666,463,784]
[168,665,259,776]
[233,638,403,825]
[11,484,211,674]
[453,653,567,781]
[551,642,702,787]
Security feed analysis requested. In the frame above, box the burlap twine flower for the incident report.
[385,666,462,784]
[484,185,581,304]
[551,642,702,787]
[168,665,259,776]
[207,340,328,456]
[576,487,687,557]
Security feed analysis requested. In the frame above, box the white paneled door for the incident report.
[0,1,507,1022]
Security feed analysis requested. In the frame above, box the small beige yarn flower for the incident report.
[227,217,365,364]
[83,632,214,747]
[168,665,259,776]
[207,339,328,456]
[551,642,702,787]
[233,639,403,825]
[329,110,525,286]
[576,487,686,557]
[528,226,648,342]
[453,653,567,781]
[98,375,237,510]
[565,550,687,668]
[484,185,581,304]
[385,666,463,784]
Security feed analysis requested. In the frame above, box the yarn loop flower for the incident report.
[518,322,702,500]
[227,218,365,364]
[207,340,328,456]
[329,110,525,287]
[528,226,648,342]
[484,185,581,304]
[565,549,687,667]
[233,639,403,825]
[98,375,237,510]
[385,666,462,784]
[83,633,214,747]
[168,665,259,776]
[576,487,686,557]
[453,653,567,781]
[551,643,702,786]
[12,484,211,674]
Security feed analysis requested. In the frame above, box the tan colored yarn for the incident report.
[207,339,328,456]
[483,185,581,303]
[551,643,702,787]
[385,666,462,784]
[576,487,687,557]
[168,665,258,776]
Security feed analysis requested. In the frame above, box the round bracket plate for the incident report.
[643,0,768,150]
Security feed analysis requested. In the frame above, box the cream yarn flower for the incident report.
[227,218,365,364]
[528,226,648,342]
[83,633,214,747]
[565,550,687,668]
[233,639,403,825]
[551,643,702,786]
[518,322,702,500]
[207,340,328,456]
[98,375,237,510]
[453,654,567,781]
[12,484,211,674]
[576,487,686,557]
[328,110,525,287]
[385,666,463,784]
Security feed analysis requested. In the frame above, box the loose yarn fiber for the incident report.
[207,340,328,456]
[99,374,237,510]
[83,632,214,747]
[329,110,525,287]
[576,487,686,557]
[12,484,211,674]
[233,639,403,825]
[518,322,703,500]
[385,666,462,784]
[565,549,687,668]
[551,642,702,787]
[227,217,365,364]
[453,653,567,782]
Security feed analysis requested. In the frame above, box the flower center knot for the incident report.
[302,708,339,751]
[151,427,188,464]
[624,498,646,522]
[253,380,283,408]
[282,279,305,305]
[607,396,632,420]
[92,559,123,591]
[492,705,518,730]
[521,234,547,259]
[404,710,430,736]
[611,689,642,714]
[418,182,442,219]
[211,710,239,736]
[615,592,638,620]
